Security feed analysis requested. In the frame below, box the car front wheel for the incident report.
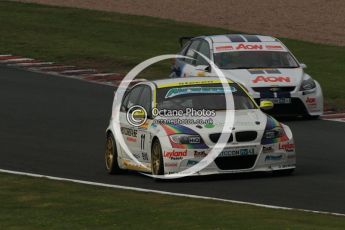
[151,138,164,175]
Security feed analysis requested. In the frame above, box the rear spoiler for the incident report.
[179,36,194,47]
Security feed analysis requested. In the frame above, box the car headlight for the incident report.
[300,78,316,91]
[262,116,289,145]
[263,127,285,139]
[169,134,203,144]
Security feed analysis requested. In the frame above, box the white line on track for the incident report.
[321,113,345,123]
[59,69,96,74]
[86,73,118,76]
[34,65,75,70]
[323,118,345,123]
[0,58,33,63]
[10,62,55,67]
[322,113,345,118]
[0,169,344,217]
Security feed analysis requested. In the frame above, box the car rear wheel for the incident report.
[105,134,122,174]
[151,138,164,175]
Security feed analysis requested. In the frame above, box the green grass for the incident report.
[0,1,344,109]
[0,173,344,229]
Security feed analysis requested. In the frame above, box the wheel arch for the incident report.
[106,129,113,138]
[105,129,125,169]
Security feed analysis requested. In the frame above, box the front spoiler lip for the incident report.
[178,165,296,177]
[250,85,323,116]
[252,96,322,116]
[164,143,296,176]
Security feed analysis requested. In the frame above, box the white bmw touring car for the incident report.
[170,34,323,118]
[105,77,296,177]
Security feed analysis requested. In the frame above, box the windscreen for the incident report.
[214,51,299,69]
[156,83,257,111]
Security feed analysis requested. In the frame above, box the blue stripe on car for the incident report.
[243,35,261,42]
[248,69,265,74]
[265,69,281,74]
[260,91,275,98]
[227,35,245,42]
[276,92,291,98]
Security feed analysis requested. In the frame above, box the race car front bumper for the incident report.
[161,139,296,176]
[251,81,323,117]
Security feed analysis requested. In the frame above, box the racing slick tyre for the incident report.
[151,138,164,176]
[105,134,122,174]
[273,169,295,176]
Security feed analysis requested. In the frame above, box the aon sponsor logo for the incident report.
[236,44,263,50]
[252,76,291,83]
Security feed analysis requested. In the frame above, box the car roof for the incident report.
[152,77,234,88]
[194,34,278,43]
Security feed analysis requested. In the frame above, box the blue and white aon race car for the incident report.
[105,77,296,177]
[170,34,323,118]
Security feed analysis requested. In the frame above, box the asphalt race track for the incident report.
[1,65,345,214]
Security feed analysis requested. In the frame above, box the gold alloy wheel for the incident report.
[105,136,114,171]
[151,140,162,175]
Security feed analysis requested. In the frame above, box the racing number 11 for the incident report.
[141,134,145,150]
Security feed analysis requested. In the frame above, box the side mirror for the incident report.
[195,65,211,72]
[300,63,307,69]
[260,100,274,110]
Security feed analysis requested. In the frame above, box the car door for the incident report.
[119,85,145,160]
[135,85,153,163]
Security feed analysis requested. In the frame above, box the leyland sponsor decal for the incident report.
[164,149,187,160]
[279,143,295,152]
[252,76,291,84]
